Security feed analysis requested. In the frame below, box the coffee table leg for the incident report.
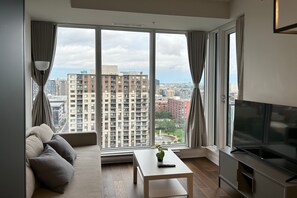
[133,154,137,184]
[187,174,193,198]
[144,178,149,198]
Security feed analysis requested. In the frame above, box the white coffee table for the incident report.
[133,149,193,198]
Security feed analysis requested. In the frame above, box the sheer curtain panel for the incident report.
[186,31,207,148]
[31,21,57,130]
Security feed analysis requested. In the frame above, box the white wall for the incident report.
[230,0,297,107]
[25,13,32,129]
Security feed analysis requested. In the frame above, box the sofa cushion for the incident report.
[26,126,41,137]
[26,135,44,159]
[45,135,77,165]
[32,145,102,198]
[30,124,54,143]
[26,164,35,198]
[29,145,74,194]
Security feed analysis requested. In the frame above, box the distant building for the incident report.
[159,88,167,97]
[167,89,175,97]
[155,79,160,95]
[49,96,67,131]
[51,102,65,127]
[155,100,168,112]
[45,79,56,96]
[167,98,190,121]
[67,66,149,148]
[56,79,67,96]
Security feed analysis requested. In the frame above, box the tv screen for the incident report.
[266,104,297,164]
[269,104,297,146]
[233,100,266,147]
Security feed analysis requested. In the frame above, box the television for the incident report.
[233,100,297,182]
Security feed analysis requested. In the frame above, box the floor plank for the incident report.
[102,158,243,198]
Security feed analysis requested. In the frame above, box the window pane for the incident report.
[101,29,150,148]
[155,33,192,145]
[227,32,238,146]
[47,27,95,133]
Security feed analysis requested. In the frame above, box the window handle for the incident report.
[221,95,226,103]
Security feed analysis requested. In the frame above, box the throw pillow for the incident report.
[45,135,77,165]
[30,124,53,143]
[39,124,54,142]
[26,135,44,159]
[29,145,74,194]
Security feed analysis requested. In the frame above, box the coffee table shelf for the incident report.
[148,179,187,198]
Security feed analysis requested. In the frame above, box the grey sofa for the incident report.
[26,124,102,198]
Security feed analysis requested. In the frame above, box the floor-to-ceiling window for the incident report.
[33,25,210,150]
[101,29,150,148]
[155,33,192,145]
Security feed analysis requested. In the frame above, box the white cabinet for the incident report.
[219,150,238,188]
[219,148,297,198]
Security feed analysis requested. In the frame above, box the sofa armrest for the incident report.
[58,132,98,147]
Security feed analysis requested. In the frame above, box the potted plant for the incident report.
[152,144,168,162]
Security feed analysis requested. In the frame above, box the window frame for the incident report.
[206,21,236,149]
[48,24,191,150]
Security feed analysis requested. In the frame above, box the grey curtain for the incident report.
[186,31,207,148]
[31,21,57,130]
[236,15,244,100]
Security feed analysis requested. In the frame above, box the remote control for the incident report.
[158,163,176,168]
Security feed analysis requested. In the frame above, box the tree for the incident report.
[155,111,172,119]
[155,119,176,131]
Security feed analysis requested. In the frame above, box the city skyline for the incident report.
[50,67,195,84]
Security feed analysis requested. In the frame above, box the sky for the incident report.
[50,27,237,84]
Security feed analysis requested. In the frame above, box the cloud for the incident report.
[52,27,191,81]
[54,44,95,69]
[53,27,95,69]
[156,33,187,57]
[156,33,189,72]
[57,27,95,47]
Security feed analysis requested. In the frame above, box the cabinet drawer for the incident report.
[254,172,284,198]
[219,150,238,187]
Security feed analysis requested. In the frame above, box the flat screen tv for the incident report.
[233,100,297,182]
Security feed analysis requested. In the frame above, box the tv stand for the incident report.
[219,147,297,198]
[286,175,297,183]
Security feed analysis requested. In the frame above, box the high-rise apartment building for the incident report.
[68,73,96,133]
[167,97,190,121]
[56,78,68,96]
[67,66,149,148]
[45,79,57,96]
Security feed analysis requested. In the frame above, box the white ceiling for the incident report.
[26,0,232,31]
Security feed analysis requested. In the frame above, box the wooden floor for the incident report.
[102,158,243,198]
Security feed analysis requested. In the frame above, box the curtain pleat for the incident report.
[236,15,245,100]
[186,31,207,148]
[31,21,57,130]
